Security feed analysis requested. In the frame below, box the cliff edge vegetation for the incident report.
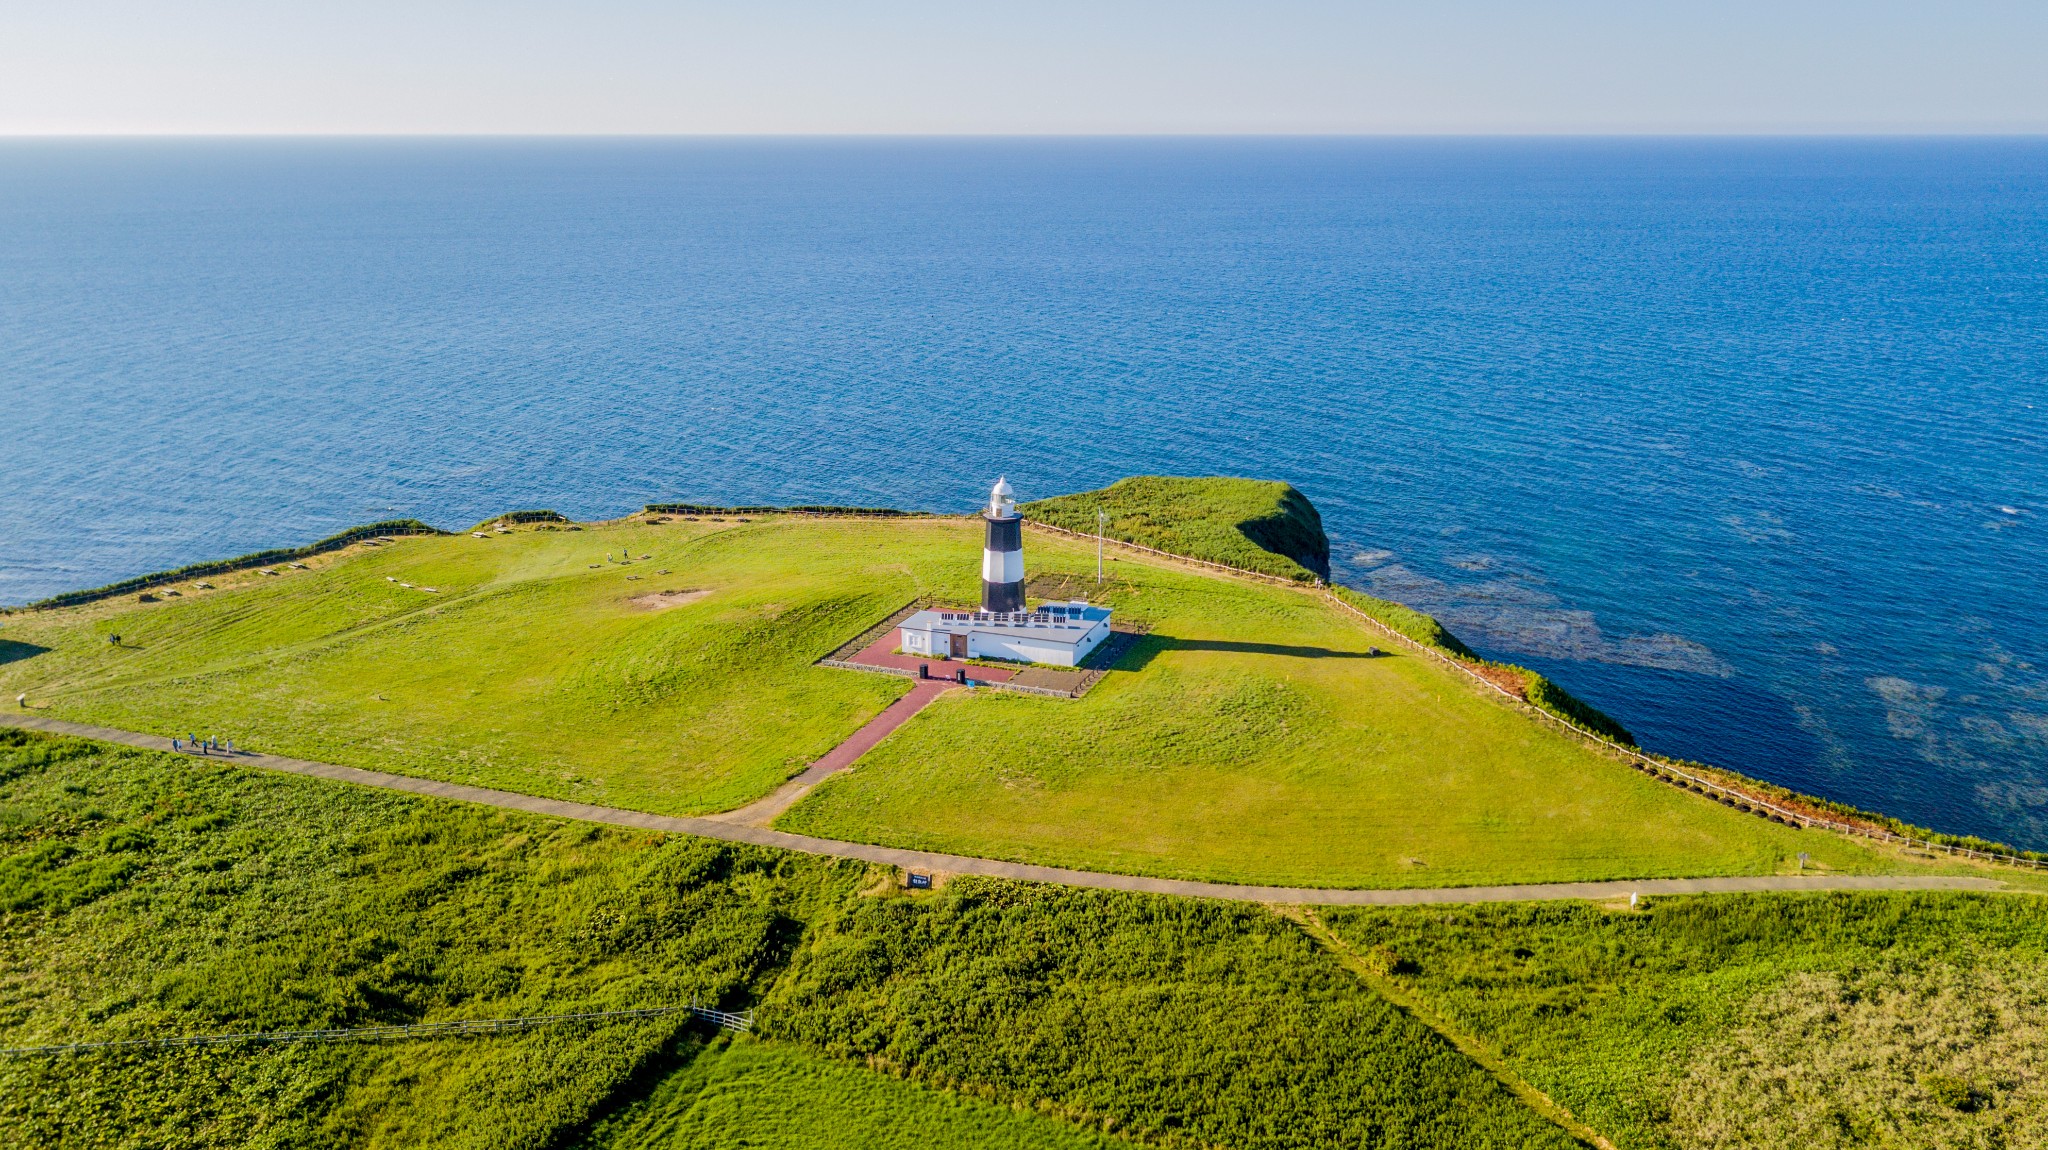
[1022,476,1331,583]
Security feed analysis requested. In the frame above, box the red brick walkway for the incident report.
[709,634,1026,825]
[842,635,1018,683]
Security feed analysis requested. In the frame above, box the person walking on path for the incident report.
[172,738,180,751]
[14,693,23,710]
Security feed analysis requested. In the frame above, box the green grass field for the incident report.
[762,876,1577,1150]
[576,1035,1140,1150]
[1327,893,2048,1150]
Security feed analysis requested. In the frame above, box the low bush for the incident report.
[27,519,444,610]
[0,729,862,1149]
[643,503,932,518]
[1328,585,1637,745]
[469,509,570,530]
[1329,893,2048,1150]
[1328,584,1477,658]
[1519,668,1637,745]
[766,880,1576,1150]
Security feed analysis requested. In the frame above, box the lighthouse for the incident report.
[894,476,1112,665]
[981,476,1025,613]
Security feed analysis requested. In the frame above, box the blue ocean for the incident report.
[2,139,2043,846]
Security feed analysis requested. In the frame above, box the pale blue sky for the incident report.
[3,0,2044,134]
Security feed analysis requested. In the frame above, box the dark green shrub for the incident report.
[28,519,444,611]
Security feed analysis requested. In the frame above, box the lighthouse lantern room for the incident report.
[982,476,1025,613]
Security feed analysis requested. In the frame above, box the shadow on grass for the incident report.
[0,640,51,666]
[1119,635,1385,671]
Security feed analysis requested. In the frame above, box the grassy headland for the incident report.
[1028,478,1635,743]
[1022,475,1331,582]
[778,535,1903,887]
[0,487,1991,888]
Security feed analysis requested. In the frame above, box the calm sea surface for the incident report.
[2,139,2043,845]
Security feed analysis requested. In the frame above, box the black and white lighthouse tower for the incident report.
[981,477,1026,613]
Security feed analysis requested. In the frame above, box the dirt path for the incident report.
[1284,906,1617,1150]
[1,713,2010,906]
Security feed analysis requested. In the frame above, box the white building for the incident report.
[899,602,1113,667]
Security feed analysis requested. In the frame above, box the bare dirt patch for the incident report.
[1010,666,1087,693]
[1463,661,1530,700]
[629,589,710,611]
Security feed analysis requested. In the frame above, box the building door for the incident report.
[949,633,968,658]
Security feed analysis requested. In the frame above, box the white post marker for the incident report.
[1097,508,1107,583]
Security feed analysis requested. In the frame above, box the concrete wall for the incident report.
[969,632,1080,666]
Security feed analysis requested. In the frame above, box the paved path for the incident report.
[838,634,1019,683]
[710,678,956,826]
[1,713,2010,906]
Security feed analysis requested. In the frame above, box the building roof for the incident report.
[902,601,1110,640]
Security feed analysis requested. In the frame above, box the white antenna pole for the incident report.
[1097,508,1106,583]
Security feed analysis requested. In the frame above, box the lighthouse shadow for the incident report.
[0,640,51,667]
[1118,636,1383,672]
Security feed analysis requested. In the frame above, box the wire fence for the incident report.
[0,1004,752,1060]
[1027,518,2048,873]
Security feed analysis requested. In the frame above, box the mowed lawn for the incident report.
[780,530,1897,889]
[0,516,998,816]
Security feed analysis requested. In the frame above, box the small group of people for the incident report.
[173,733,235,756]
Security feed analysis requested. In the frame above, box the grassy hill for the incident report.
[0,497,1999,889]
[6,475,2046,1150]
[1021,476,1331,582]
[0,729,1576,1150]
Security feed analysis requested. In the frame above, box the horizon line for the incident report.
[3,129,2046,141]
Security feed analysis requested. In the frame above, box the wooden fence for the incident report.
[1023,519,1316,588]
